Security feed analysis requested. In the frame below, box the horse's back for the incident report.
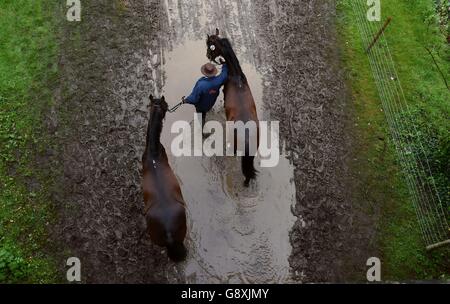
[225,82,259,122]
[142,155,185,208]
[142,156,187,246]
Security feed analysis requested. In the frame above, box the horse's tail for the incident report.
[240,125,258,187]
[242,156,257,187]
[166,233,187,262]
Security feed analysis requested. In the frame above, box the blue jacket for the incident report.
[185,65,228,112]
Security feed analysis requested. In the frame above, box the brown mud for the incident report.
[52,0,376,283]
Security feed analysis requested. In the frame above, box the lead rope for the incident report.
[168,97,185,113]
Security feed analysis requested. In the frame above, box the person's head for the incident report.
[201,63,218,78]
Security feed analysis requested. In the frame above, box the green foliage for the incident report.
[398,105,450,209]
[435,0,449,37]
[0,0,58,283]
[0,242,56,283]
[0,245,28,282]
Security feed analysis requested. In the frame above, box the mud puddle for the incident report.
[157,30,296,282]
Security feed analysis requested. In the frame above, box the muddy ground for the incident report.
[51,0,376,283]
[53,0,179,283]
[251,0,377,281]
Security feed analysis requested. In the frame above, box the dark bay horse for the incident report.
[207,29,259,187]
[142,95,187,262]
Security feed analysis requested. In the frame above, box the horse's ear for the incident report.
[149,94,154,102]
[216,28,220,36]
[207,34,210,40]
[161,96,165,102]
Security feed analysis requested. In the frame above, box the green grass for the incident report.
[0,0,58,283]
[337,0,449,281]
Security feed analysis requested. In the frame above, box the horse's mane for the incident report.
[146,106,165,157]
[220,38,247,84]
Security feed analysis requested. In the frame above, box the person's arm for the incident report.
[214,64,228,86]
[184,81,202,105]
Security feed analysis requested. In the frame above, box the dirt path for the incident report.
[53,0,375,283]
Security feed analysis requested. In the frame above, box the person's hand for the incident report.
[182,96,186,103]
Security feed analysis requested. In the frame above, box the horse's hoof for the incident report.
[244,180,250,187]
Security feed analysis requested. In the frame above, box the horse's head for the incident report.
[206,28,225,64]
[149,95,168,118]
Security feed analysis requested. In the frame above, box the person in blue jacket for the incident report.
[182,62,228,128]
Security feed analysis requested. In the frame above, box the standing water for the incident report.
[153,0,297,283]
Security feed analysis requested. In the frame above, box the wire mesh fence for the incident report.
[350,0,449,250]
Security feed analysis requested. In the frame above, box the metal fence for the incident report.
[350,0,449,250]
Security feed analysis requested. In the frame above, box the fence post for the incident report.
[366,17,392,53]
